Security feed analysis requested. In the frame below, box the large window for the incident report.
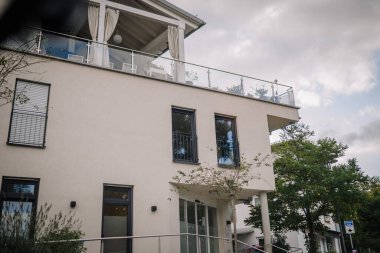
[7,79,50,148]
[215,115,239,166]
[179,199,219,253]
[172,107,198,163]
[0,177,40,237]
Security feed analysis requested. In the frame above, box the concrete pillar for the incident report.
[96,0,106,66]
[260,192,272,253]
[177,22,186,83]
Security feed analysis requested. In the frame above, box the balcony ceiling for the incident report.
[42,0,205,55]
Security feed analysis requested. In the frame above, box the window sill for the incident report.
[217,164,239,169]
[173,159,200,166]
[7,142,46,149]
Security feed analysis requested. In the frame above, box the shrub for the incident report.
[0,202,85,253]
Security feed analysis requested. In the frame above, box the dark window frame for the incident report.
[7,78,51,148]
[0,176,40,238]
[171,107,198,164]
[214,114,240,167]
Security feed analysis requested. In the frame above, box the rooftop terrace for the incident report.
[2,27,296,107]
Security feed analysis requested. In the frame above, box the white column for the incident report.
[260,192,272,253]
[177,22,186,83]
[97,0,106,65]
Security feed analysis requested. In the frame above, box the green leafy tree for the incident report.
[272,233,290,253]
[245,123,369,253]
[227,84,244,95]
[355,178,380,252]
[173,155,269,252]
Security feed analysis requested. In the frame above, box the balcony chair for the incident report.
[67,54,84,63]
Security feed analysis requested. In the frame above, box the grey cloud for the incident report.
[342,119,380,145]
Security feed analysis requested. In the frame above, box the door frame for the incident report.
[101,183,133,253]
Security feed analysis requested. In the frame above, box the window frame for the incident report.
[7,78,51,148]
[171,106,198,164]
[0,176,40,238]
[214,114,240,167]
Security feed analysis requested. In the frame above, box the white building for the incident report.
[0,1,299,252]
[236,200,343,253]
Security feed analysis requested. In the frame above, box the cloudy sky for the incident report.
[174,0,380,176]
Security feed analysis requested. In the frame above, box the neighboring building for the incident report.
[0,1,299,253]
[235,200,343,253]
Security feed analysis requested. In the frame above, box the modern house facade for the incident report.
[0,1,299,252]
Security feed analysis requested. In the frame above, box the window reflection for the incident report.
[215,116,239,166]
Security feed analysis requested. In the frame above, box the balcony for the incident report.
[2,27,296,107]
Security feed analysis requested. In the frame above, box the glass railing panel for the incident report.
[183,63,209,88]
[150,55,174,81]
[40,32,88,63]
[108,45,133,71]
[243,78,276,101]
[210,69,243,95]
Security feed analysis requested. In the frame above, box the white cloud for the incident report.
[296,90,321,107]
[359,106,380,117]
[176,0,380,106]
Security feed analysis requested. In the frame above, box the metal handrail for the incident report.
[22,26,293,89]
[37,232,268,253]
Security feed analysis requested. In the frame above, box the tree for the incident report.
[355,177,380,252]
[227,84,244,95]
[254,86,270,100]
[0,202,85,253]
[173,155,269,252]
[245,123,369,253]
[0,37,44,106]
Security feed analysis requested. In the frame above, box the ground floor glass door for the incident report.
[102,185,132,253]
[180,199,219,253]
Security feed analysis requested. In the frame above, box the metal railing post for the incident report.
[36,30,42,54]
[86,41,91,64]
[207,68,211,88]
[131,50,135,69]
[240,76,245,94]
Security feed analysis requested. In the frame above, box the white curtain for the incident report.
[168,26,179,81]
[88,4,101,65]
[102,8,119,68]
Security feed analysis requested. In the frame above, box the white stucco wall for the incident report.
[0,56,299,252]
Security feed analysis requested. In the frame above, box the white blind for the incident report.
[8,80,50,147]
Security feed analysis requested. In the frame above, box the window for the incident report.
[172,108,198,163]
[7,79,50,148]
[215,115,239,166]
[0,177,40,237]
[253,196,261,206]
[179,199,219,253]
